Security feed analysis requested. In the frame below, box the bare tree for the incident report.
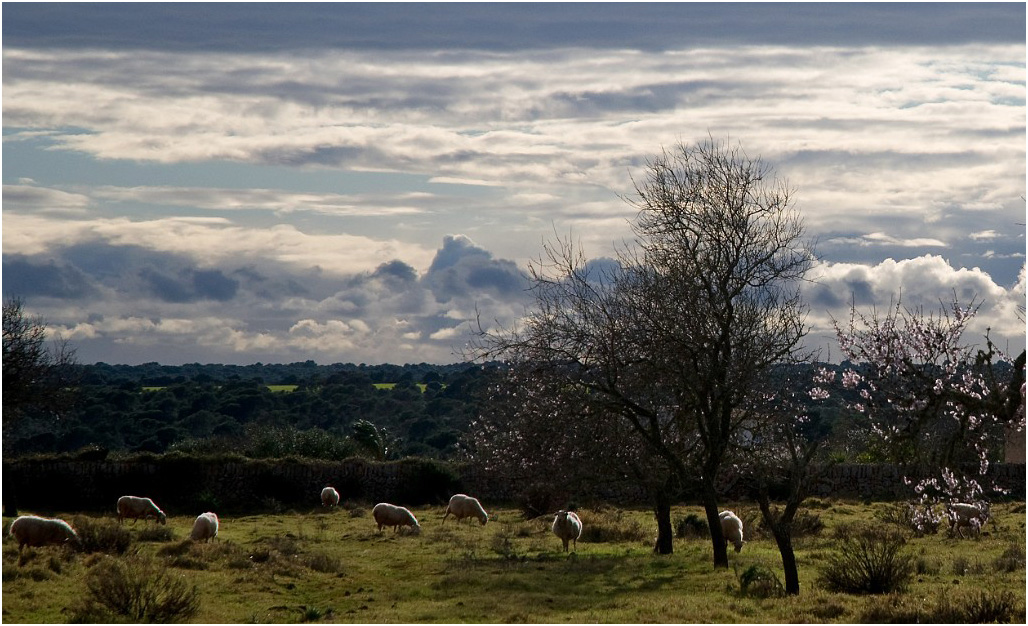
[470,138,814,565]
[2,297,79,517]
[2,297,78,421]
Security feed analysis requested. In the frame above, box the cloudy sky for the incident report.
[3,3,1025,366]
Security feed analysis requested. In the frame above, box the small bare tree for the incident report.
[2,297,78,421]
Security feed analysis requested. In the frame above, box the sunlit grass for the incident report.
[3,500,1024,623]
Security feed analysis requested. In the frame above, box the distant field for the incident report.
[3,500,1024,623]
[141,383,428,392]
[373,383,431,392]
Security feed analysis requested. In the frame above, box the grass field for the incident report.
[3,500,1025,623]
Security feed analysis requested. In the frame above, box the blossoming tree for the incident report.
[832,297,1025,533]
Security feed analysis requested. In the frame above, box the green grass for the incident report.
[3,500,1024,623]
[374,383,432,392]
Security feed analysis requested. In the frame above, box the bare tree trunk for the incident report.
[653,489,674,554]
[775,532,799,595]
[702,481,728,567]
[757,494,800,595]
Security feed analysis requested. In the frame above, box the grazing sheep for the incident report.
[117,495,167,525]
[719,510,745,553]
[947,502,989,538]
[372,503,420,533]
[552,510,582,552]
[190,512,219,543]
[442,493,488,525]
[8,515,80,552]
[321,486,340,507]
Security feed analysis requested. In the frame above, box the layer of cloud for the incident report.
[2,6,1023,365]
[4,229,531,364]
[3,4,1023,52]
[4,43,1023,273]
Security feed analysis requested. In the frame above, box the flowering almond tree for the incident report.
[833,297,1025,532]
[738,364,836,595]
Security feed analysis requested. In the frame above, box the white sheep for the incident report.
[372,502,420,533]
[8,515,80,552]
[442,493,488,525]
[947,502,989,538]
[190,512,219,543]
[117,495,167,525]
[321,486,340,507]
[719,510,745,553]
[552,510,582,552]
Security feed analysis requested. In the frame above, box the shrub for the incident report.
[674,513,708,539]
[136,525,176,543]
[303,550,343,574]
[993,542,1026,573]
[857,594,925,623]
[914,555,940,576]
[392,457,460,505]
[931,589,1022,624]
[950,556,985,576]
[736,564,784,599]
[517,483,564,519]
[577,509,648,544]
[789,511,825,537]
[818,524,915,594]
[73,555,200,623]
[876,502,941,536]
[72,516,132,555]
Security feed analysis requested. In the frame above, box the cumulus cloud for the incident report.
[806,255,1025,359]
[5,231,530,364]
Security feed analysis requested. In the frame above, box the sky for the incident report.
[2,3,1025,366]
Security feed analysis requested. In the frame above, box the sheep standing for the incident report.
[552,510,582,552]
[719,510,745,553]
[372,503,420,533]
[321,486,340,507]
[442,493,488,525]
[117,495,167,525]
[190,512,219,543]
[947,502,989,538]
[8,515,80,552]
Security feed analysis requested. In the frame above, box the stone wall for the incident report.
[1,456,461,515]
[3,457,1024,515]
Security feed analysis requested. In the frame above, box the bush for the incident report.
[931,589,1022,624]
[72,555,200,623]
[993,542,1026,573]
[517,483,564,519]
[577,509,648,544]
[392,457,460,505]
[72,516,132,555]
[303,550,343,574]
[857,594,925,623]
[876,502,941,536]
[674,513,708,539]
[736,563,784,599]
[818,524,914,594]
[789,510,825,537]
[136,525,176,542]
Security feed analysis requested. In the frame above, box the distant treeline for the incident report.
[6,360,1014,465]
[4,361,500,461]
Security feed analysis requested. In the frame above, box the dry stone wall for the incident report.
[2,457,1023,515]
